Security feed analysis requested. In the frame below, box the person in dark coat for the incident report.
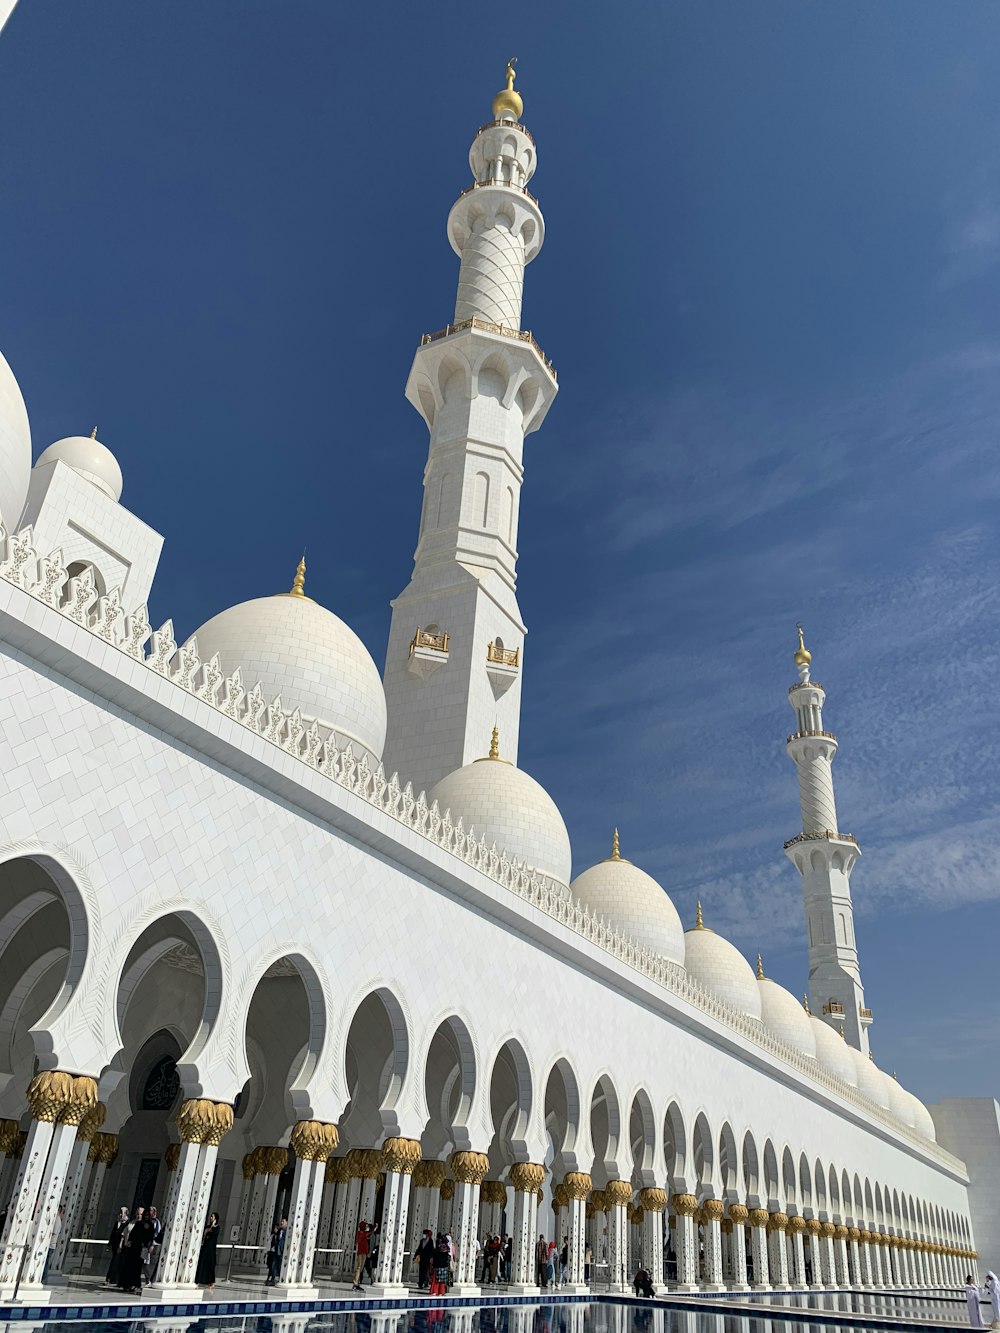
[265,1218,287,1285]
[415,1228,435,1289]
[195,1212,220,1290]
[105,1207,130,1285]
[118,1206,153,1293]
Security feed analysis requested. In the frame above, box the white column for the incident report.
[0,1073,100,1301]
[234,1152,259,1241]
[605,1182,631,1291]
[508,1163,544,1293]
[748,1210,770,1289]
[639,1189,666,1292]
[259,1158,286,1247]
[788,1219,807,1286]
[449,1151,489,1292]
[80,1135,116,1239]
[0,1128,26,1215]
[370,1138,420,1293]
[51,1131,94,1274]
[846,1230,861,1286]
[564,1179,589,1289]
[437,1179,455,1239]
[766,1214,789,1290]
[671,1195,698,1291]
[334,1170,362,1277]
[833,1227,850,1285]
[271,1124,338,1295]
[701,1201,725,1291]
[728,1209,750,1290]
[150,1098,232,1299]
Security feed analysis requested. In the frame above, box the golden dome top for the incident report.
[602,827,631,864]
[474,724,512,764]
[280,555,313,602]
[794,622,812,667]
[492,58,523,121]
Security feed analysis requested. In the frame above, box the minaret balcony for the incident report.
[859,1006,874,1026]
[783,830,859,851]
[786,729,837,744]
[408,626,450,680]
[486,640,520,698]
[822,1000,846,1017]
[457,177,540,207]
[419,315,557,382]
[475,117,536,146]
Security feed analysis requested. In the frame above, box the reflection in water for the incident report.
[7,1302,971,1333]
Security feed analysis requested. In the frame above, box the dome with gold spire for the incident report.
[492,57,523,121]
[189,558,387,762]
[569,832,685,967]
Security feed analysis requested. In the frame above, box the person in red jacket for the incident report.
[352,1219,370,1290]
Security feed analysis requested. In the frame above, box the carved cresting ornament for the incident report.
[290,1120,340,1163]
[450,1150,490,1185]
[563,1171,591,1201]
[509,1162,545,1194]
[26,1071,98,1125]
[381,1137,421,1174]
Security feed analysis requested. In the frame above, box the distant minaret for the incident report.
[382,60,558,794]
[784,626,871,1053]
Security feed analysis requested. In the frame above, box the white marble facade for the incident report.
[0,62,986,1304]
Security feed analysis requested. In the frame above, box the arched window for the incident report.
[141,1055,180,1111]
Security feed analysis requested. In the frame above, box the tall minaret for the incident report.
[382,61,558,794]
[784,626,872,1053]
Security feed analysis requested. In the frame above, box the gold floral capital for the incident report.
[176,1099,234,1146]
[353,1147,385,1180]
[729,1204,749,1226]
[414,1159,447,1189]
[439,1177,455,1201]
[563,1171,592,1201]
[481,1178,507,1204]
[26,1071,98,1125]
[834,1224,849,1241]
[589,1188,608,1212]
[605,1179,634,1208]
[720,1219,733,1234]
[805,1218,822,1236]
[671,1193,699,1218]
[768,1211,789,1232]
[165,1142,181,1172]
[382,1137,421,1174]
[509,1162,545,1194]
[290,1120,340,1163]
[788,1216,806,1234]
[702,1199,726,1222]
[748,1208,770,1229]
[450,1150,490,1185]
[553,1183,569,1209]
[0,1118,20,1154]
[326,1155,351,1184]
[76,1102,106,1142]
[638,1187,667,1214]
[847,1227,861,1242]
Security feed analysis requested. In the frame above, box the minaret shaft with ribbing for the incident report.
[381,64,557,795]
[784,628,871,1053]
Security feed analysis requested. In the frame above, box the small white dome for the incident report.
[570,841,684,966]
[683,920,762,1021]
[429,742,571,887]
[881,1070,915,1126]
[903,1089,936,1141]
[851,1048,891,1111]
[36,431,123,502]
[0,350,32,530]
[757,977,816,1060]
[809,1015,859,1087]
[191,562,387,762]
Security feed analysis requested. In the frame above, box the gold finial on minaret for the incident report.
[90,425,99,439]
[794,622,812,667]
[611,828,621,861]
[756,953,765,980]
[839,1023,846,1040]
[802,994,811,1014]
[289,555,307,598]
[489,725,500,760]
[492,57,523,121]
[695,901,704,930]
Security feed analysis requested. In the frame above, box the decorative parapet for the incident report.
[0,521,963,1173]
[475,117,536,146]
[457,178,540,208]
[486,641,519,667]
[784,830,859,851]
[410,627,449,656]
[822,1001,846,1016]
[786,729,837,744]
[419,316,556,381]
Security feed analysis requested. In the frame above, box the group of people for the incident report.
[535,1235,576,1289]
[966,1270,1000,1329]
[105,1204,219,1294]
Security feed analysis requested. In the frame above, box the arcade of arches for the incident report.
[0,859,975,1298]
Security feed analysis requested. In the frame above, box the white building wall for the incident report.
[930,1098,1000,1272]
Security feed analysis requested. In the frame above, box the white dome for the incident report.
[570,842,684,966]
[191,564,387,761]
[429,745,571,887]
[904,1089,936,1141]
[757,977,816,1060]
[683,921,762,1021]
[809,1015,858,1087]
[0,350,31,530]
[36,432,122,501]
[881,1070,915,1126]
[851,1048,891,1111]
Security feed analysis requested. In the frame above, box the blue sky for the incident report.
[1,1,998,1104]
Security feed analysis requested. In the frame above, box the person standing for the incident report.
[984,1271,1000,1330]
[431,1232,451,1295]
[445,1230,455,1285]
[105,1207,129,1286]
[415,1228,435,1289]
[352,1219,370,1291]
[967,1274,986,1329]
[265,1217,287,1286]
[535,1234,548,1288]
[195,1211,220,1291]
[365,1221,380,1282]
[146,1207,164,1282]
[118,1206,153,1294]
[503,1234,512,1283]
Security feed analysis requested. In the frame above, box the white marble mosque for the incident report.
[0,53,995,1309]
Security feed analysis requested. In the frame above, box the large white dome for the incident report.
[881,1070,915,1126]
[570,838,685,966]
[429,737,571,887]
[36,431,123,502]
[757,975,816,1060]
[851,1047,891,1111]
[0,350,31,531]
[190,561,387,762]
[683,914,762,1021]
[809,1015,858,1087]
[904,1088,936,1141]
